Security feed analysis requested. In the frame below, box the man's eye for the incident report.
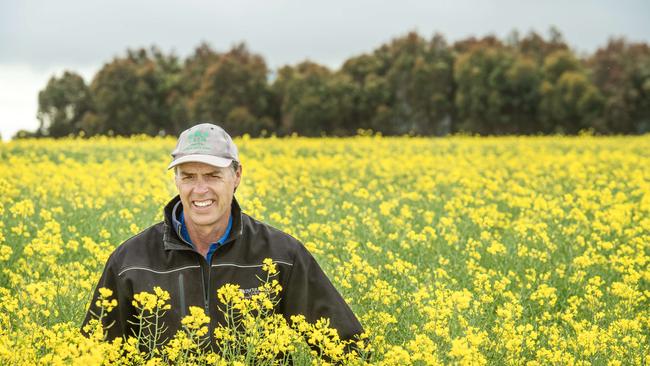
[182,176,193,181]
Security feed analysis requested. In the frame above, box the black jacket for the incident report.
[82,195,364,346]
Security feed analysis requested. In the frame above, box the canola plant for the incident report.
[0,134,648,365]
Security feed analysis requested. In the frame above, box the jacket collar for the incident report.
[162,195,243,251]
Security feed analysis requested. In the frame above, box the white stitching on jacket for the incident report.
[118,265,201,276]
[211,261,293,268]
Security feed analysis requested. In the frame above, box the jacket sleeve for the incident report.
[80,254,132,341]
[279,244,364,342]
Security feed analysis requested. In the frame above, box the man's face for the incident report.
[175,162,241,230]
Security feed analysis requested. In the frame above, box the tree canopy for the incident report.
[29,28,650,139]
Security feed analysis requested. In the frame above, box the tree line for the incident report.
[26,28,650,139]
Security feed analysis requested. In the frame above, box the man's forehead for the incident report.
[177,162,226,174]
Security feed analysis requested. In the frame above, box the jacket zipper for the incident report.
[171,216,242,348]
[197,231,240,313]
[200,259,210,313]
[175,231,212,314]
[204,239,233,345]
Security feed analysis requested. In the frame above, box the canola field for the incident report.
[0,135,649,365]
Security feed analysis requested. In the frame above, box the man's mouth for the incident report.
[192,199,215,208]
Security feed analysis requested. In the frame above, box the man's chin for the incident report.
[186,214,218,227]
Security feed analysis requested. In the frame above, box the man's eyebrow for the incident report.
[179,169,222,176]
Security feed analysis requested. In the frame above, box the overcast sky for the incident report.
[1,0,648,140]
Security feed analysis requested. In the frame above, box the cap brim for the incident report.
[167,155,233,170]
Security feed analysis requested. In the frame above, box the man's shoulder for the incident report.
[240,213,306,256]
[108,221,165,264]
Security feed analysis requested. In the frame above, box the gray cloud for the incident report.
[1,0,649,71]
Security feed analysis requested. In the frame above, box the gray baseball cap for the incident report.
[168,123,240,170]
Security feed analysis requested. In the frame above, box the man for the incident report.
[82,123,363,348]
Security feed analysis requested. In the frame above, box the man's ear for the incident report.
[233,164,242,193]
[174,168,181,190]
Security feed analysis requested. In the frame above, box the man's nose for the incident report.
[193,179,209,194]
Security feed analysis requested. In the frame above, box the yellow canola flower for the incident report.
[262,257,278,275]
[95,287,117,313]
[1,135,649,365]
[0,245,12,261]
[181,306,210,337]
[132,287,171,312]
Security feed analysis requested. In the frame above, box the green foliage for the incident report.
[274,62,358,136]
[340,32,455,135]
[385,33,455,135]
[539,51,605,133]
[510,28,569,65]
[88,47,182,136]
[37,71,92,137]
[31,30,650,138]
[503,56,543,133]
[189,43,272,137]
[589,38,650,133]
[454,44,515,134]
[542,50,582,84]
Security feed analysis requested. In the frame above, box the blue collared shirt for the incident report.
[172,201,232,264]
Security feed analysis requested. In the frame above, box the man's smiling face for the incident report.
[175,162,241,231]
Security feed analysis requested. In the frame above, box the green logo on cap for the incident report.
[188,130,208,144]
[183,130,211,152]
